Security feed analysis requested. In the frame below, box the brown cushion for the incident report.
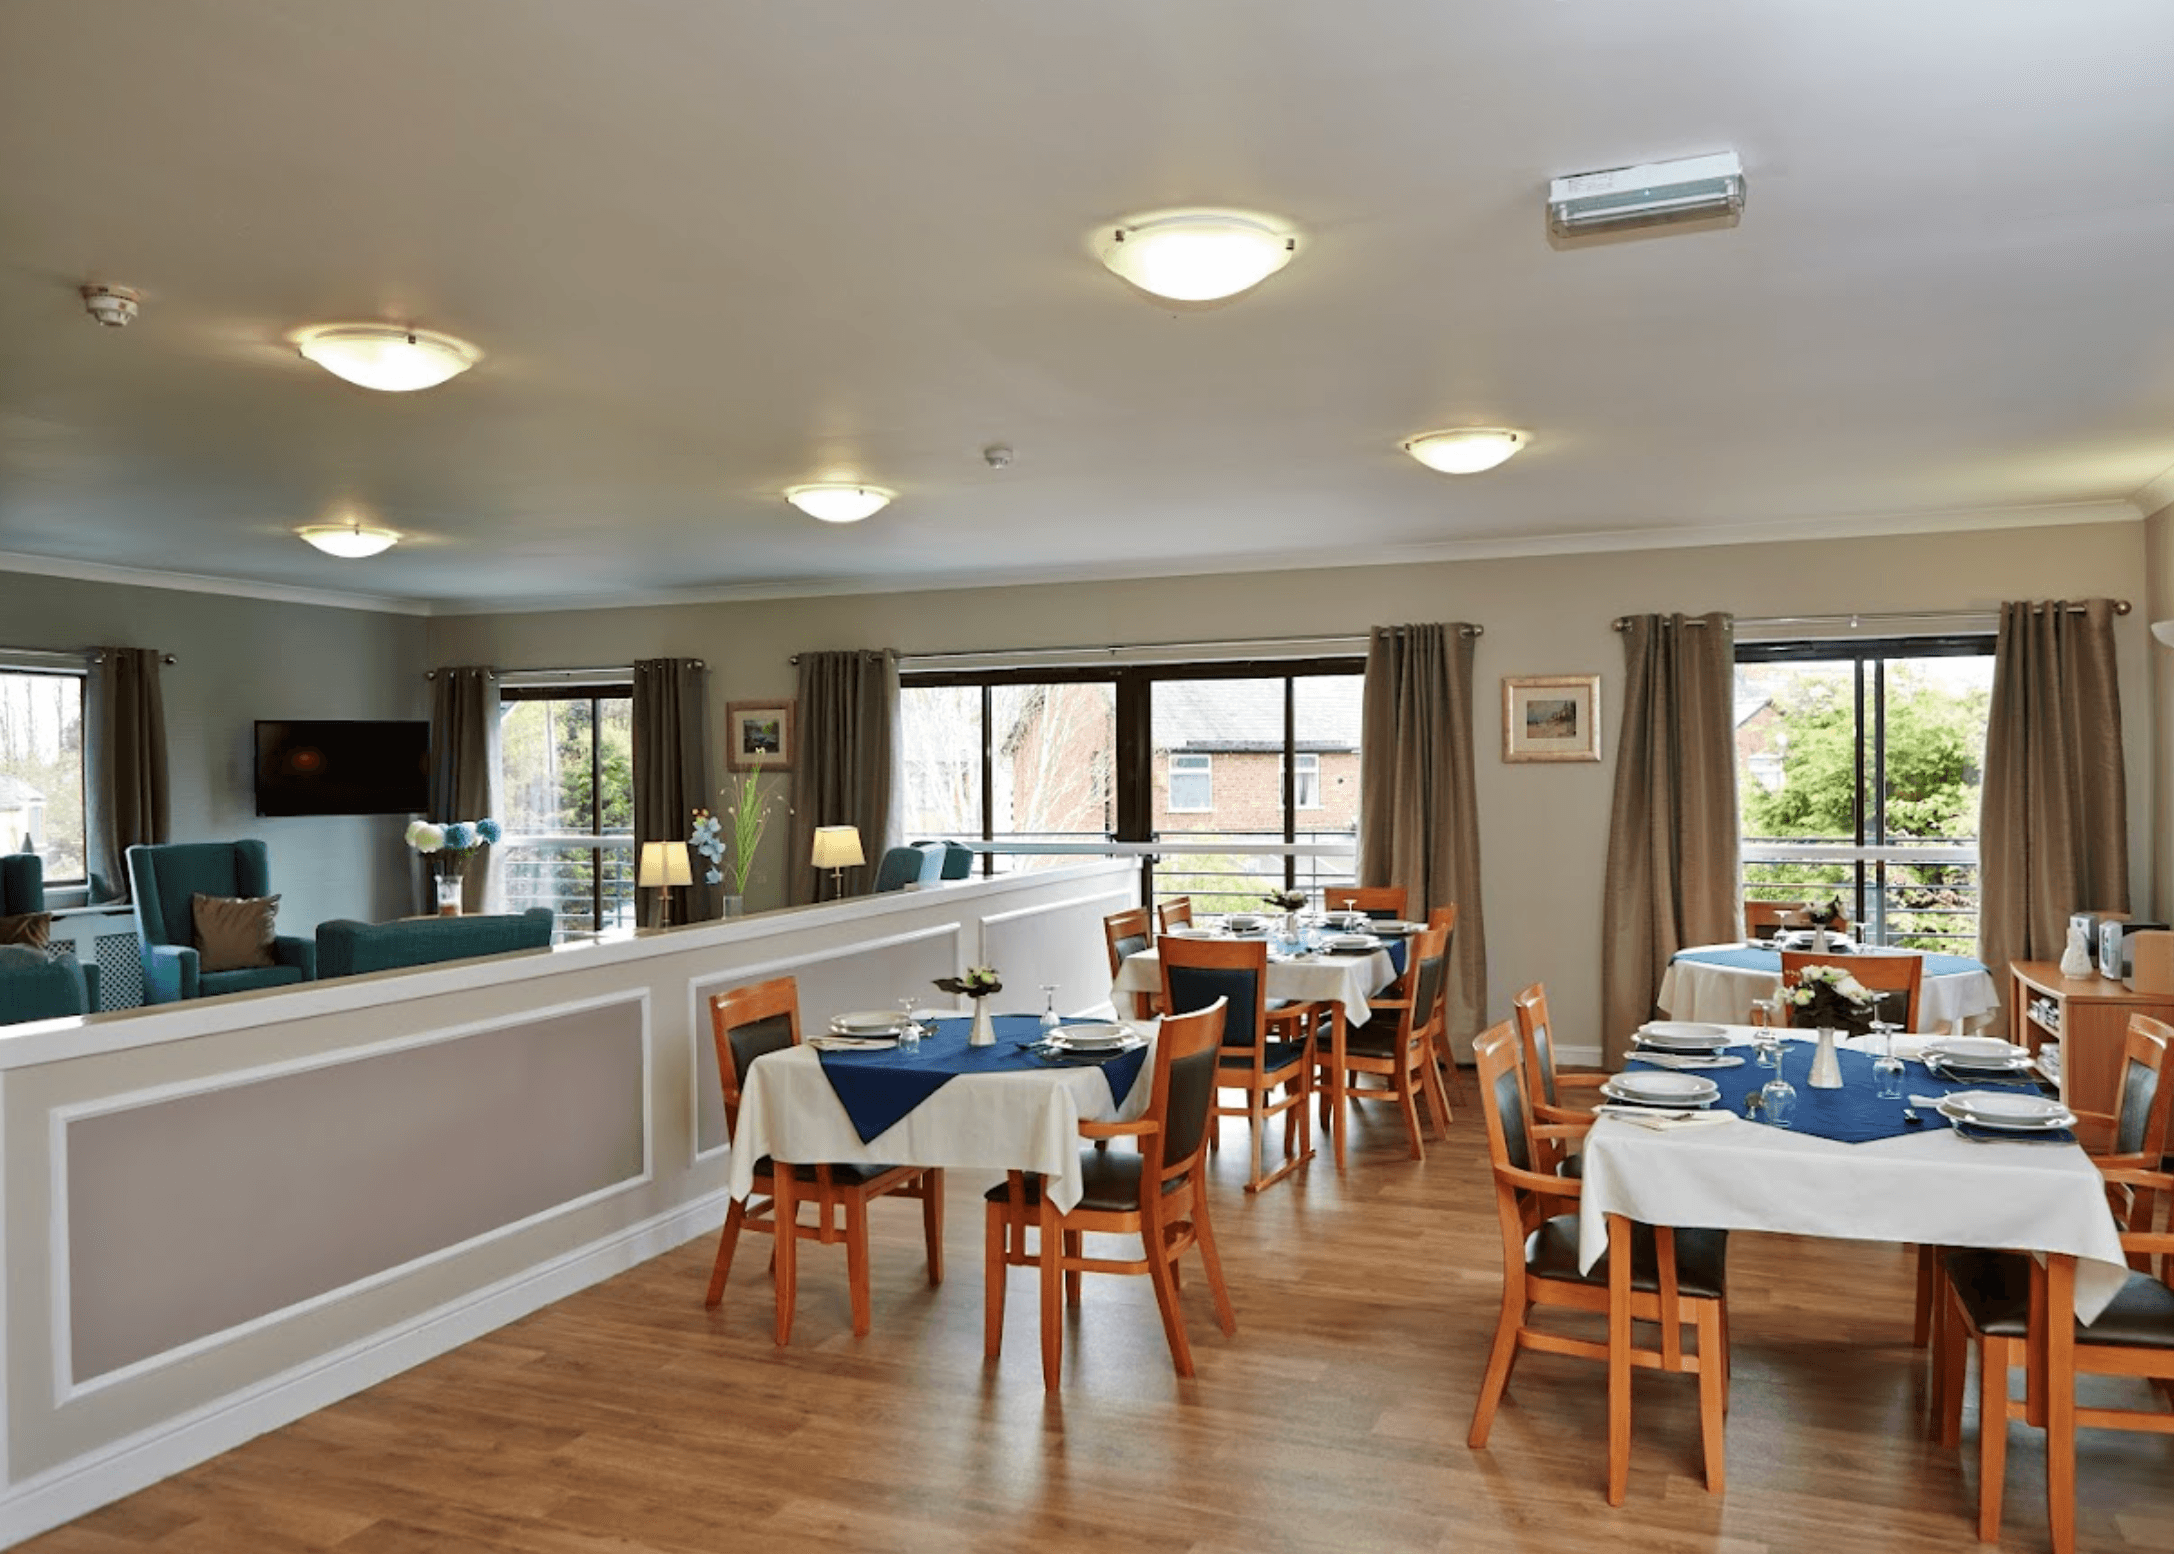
[192,893,280,972]
[0,911,51,948]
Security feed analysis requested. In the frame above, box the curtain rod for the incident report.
[425,664,696,680]
[0,647,176,666]
[1610,602,2130,631]
[803,626,1483,667]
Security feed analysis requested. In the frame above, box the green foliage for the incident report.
[1743,673,1986,842]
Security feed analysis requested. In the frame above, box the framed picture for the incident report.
[725,701,795,771]
[1502,675,1601,763]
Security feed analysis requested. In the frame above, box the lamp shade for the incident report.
[638,841,693,888]
[811,825,865,869]
[1096,211,1298,302]
[294,324,481,392]
[1403,428,1525,475]
[786,484,892,523]
[297,521,400,558]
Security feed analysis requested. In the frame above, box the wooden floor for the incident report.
[25,1097,2173,1554]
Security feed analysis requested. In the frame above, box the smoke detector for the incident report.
[81,285,141,328]
[983,445,1014,469]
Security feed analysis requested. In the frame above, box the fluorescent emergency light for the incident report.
[1548,152,1744,236]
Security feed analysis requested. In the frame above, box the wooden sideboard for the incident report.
[2009,959,2174,1116]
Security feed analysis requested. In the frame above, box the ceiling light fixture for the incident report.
[297,520,401,558]
[1403,429,1526,475]
[293,323,481,392]
[1095,210,1298,302]
[786,483,893,523]
[1548,151,1744,237]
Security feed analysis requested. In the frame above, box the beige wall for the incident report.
[428,519,2155,1052]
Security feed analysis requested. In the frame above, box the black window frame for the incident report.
[0,665,91,891]
[498,682,633,932]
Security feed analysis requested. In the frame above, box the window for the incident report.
[0,669,87,885]
[1166,752,1213,812]
[898,679,1118,876]
[1284,752,1322,810]
[498,685,634,933]
[1736,636,1994,954]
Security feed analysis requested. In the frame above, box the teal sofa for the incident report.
[315,909,556,979]
[127,840,316,1003]
[0,943,97,1024]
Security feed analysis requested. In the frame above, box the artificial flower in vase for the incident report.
[1263,887,1308,941]
[1779,963,1875,1088]
[935,965,1003,1046]
[691,756,775,920]
[407,817,500,916]
[1805,896,1846,953]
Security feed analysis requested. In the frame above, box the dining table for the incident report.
[1573,1027,2131,1322]
[1109,928,1405,1028]
[725,1013,1155,1215]
[1657,942,2000,1032]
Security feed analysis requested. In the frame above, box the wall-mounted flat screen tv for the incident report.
[254,720,430,816]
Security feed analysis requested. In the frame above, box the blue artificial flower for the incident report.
[441,821,476,851]
[475,817,501,845]
[705,867,724,886]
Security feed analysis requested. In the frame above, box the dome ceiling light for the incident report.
[1403,428,1526,475]
[1095,210,1298,302]
[293,323,481,392]
[297,519,401,558]
[786,483,893,524]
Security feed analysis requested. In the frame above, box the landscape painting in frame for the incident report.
[1502,675,1601,763]
[726,701,794,771]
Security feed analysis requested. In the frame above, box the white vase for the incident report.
[720,894,745,920]
[1808,1026,1844,1088]
[435,876,463,917]
[969,1000,996,1047]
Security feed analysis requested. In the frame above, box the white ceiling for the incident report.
[5,0,2174,611]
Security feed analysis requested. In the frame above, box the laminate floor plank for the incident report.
[20,1102,2172,1553]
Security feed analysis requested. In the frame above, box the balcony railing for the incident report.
[499,835,636,935]
[1743,837,1980,957]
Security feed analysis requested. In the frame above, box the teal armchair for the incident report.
[316,909,555,979]
[127,840,315,1003]
[2,853,43,916]
[0,944,95,1025]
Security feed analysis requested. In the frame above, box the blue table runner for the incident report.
[1626,1042,2067,1145]
[814,1014,1150,1144]
[1672,946,1987,978]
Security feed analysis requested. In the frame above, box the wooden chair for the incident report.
[1778,949,1923,1031]
[1510,983,1607,1174]
[1421,904,1469,1106]
[1314,923,1452,1165]
[705,977,943,1343]
[983,999,1238,1390]
[1938,1188,2174,1552]
[1156,896,1194,935]
[1466,1023,1730,1505]
[1159,936,1315,1192]
[1103,906,1162,1020]
[1324,885,1408,922]
[1746,900,1851,941]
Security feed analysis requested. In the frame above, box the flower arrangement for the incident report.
[934,966,1002,1000]
[691,757,775,895]
[406,817,500,878]
[1782,963,1875,1028]
[1805,897,1845,929]
[1263,888,1307,912]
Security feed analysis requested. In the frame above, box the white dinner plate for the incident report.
[1324,934,1381,952]
[1636,1024,1735,1053]
[830,1010,908,1035]
[1923,1036,2030,1064]
[1937,1091,2074,1129]
[1641,1021,1731,1042]
[1046,1031,1144,1054]
[1052,1022,1132,1048]
[1601,1071,1720,1106]
[1162,925,1214,938]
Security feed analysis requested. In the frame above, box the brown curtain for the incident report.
[1978,599,2128,991]
[1359,623,1488,1053]
[86,647,170,903]
[788,650,897,905]
[633,658,715,926]
[1600,613,1741,1067]
[429,667,501,912]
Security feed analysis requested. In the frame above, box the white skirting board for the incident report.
[0,1190,728,1548]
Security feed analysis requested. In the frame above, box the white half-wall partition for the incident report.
[0,861,1135,1548]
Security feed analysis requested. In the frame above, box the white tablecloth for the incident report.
[724,1038,1153,1213]
[1657,943,2000,1031]
[1574,1030,2130,1322]
[1111,944,1397,1026]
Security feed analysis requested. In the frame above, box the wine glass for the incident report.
[1868,1013,1904,1098]
[1040,983,1061,1033]
[896,995,922,1051]
[1749,997,1780,1068]
[1759,1072,1797,1127]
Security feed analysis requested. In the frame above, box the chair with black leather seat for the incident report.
[1158,935,1314,1192]
[1316,922,1452,1165]
[1103,906,1160,1021]
[705,976,943,1343]
[1156,896,1194,935]
[1324,884,1408,922]
[1511,983,1604,1177]
[983,999,1237,1390]
[1467,1022,1730,1506]
[1938,1185,2174,1552]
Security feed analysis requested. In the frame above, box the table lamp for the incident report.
[638,840,693,930]
[811,825,864,900]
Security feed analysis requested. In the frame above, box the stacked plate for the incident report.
[1936,1090,2076,1133]
[1599,1070,1721,1109]
[1634,1021,1734,1054]
[829,1010,909,1040]
[1323,933,1381,955]
[1324,910,1371,932]
[1224,915,1267,935]
[1922,1035,2034,1080]
[1042,1022,1143,1055]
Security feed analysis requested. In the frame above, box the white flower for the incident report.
[1835,975,1872,1001]
[407,821,446,852]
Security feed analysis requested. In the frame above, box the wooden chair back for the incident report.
[1158,935,1269,1049]
[1140,999,1227,1196]
[1156,896,1194,934]
[1474,1022,1557,1258]
[1395,924,1452,1050]
[1426,903,1459,935]
[1510,983,1564,1109]
[1778,951,1923,1030]
[708,976,802,1137]
[1747,900,1851,940]
[1103,906,1154,979]
[1325,885,1408,921]
[2108,1015,2174,1165]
